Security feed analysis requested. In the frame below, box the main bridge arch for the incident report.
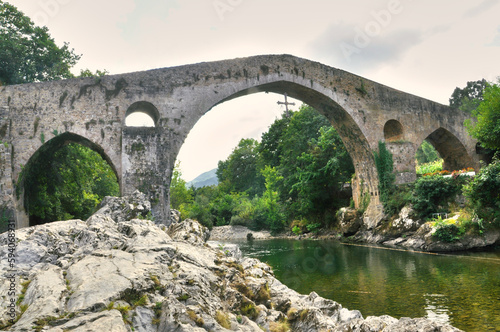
[184,79,381,214]
[0,54,480,228]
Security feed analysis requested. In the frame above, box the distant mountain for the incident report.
[186,168,218,188]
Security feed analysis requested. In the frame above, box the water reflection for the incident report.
[423,294,450,324]
[231,239,500,332]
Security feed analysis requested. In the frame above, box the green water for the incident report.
[231,239,500,332]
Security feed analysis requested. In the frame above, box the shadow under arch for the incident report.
[423,127,476,171]
[18,132,120,226]
[195,80,380,208]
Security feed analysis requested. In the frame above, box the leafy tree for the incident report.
[259,166,285,233]
[466,81,500,150]
[20,143,119,225]
[449,79,487,112]
[258,113,291,168]
[276,105,332,205]
[415,140,440,165]
[291,126,354,221]
[217,138,264,196]
[169,162,193,217]
[0,1,80,85]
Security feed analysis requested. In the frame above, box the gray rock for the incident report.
[338,207,362,236]
[0,192,463,332]
[46,310,128,332]
[168,218,210,245]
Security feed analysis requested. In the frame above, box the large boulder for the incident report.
[338,208,362,236]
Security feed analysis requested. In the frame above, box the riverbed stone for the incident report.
[0,192,463,331]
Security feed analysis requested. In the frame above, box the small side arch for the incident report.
[18,132,120,227]
[384,119,404,142]
[125,101,159,127]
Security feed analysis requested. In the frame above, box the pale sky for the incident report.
[7,0,500,181]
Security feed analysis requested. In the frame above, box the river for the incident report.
[228,239,500,332]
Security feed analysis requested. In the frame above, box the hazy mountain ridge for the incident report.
[187,168,218,188]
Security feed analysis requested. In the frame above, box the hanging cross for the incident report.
[277,93,295,117]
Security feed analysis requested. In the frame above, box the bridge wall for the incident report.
[0,55,480,229]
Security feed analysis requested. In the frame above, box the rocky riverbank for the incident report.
[0,192,462,331]
[338,206,500,252]
[209,225,272,241]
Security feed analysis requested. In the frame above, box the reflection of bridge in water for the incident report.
[0,54,480,228]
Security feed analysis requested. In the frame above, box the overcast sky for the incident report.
[8,0,500,181]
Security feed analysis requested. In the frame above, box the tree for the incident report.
[291,126,354,220]
[0,1,80,85]
[169,162,193,216]
[258,113,291,168]
[466,81,500,151]
[217,138,264,196]
[415,140,440,165]
[449,79,487,112]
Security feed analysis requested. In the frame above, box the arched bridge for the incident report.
[0,54,480,229]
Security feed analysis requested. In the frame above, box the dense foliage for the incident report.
[171,105,355,232]
[0,1,80,85]
[19,143,119,225]
[449,79,487,112]
[463,159,500,225]
[415,141,440,165]
[466,81,500,151]
[412,175,464,220]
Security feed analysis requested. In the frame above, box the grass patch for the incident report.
[240,301,260,319]
[187,310,204,327]
[269,319,291,332]
[215,310,231,329]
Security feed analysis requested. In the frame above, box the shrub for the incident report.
[412,175,463,220]
[432,217,462,242]
[463,159,500,225]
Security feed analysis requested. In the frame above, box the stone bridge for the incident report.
[0,54,480,229]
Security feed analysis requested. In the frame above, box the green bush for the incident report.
[383,184,413,217]
[412,175,463,220]
[463,159,500,225]
[292,225,302,235]
[433,222,461,242]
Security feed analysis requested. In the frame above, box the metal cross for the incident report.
[277,93,295,117]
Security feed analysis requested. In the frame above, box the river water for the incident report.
[229,239,500,332]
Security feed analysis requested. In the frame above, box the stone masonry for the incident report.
[0,54,480,229]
